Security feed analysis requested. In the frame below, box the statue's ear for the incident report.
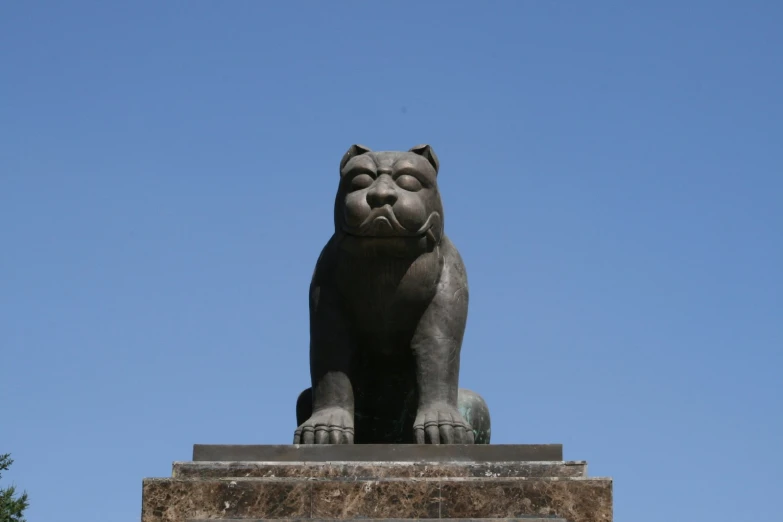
[340,144,372,172]
[409,144,439,174]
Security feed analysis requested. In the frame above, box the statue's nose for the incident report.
[366,178,398,208]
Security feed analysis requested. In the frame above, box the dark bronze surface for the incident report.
[296,145,489,445]
[191,444,563,462]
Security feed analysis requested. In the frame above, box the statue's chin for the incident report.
[340,221,428,239]
[337,231,434,258]
[337,211,441,256]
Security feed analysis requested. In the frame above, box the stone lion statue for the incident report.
[294,144,490,444]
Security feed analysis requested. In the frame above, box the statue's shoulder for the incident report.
[437,234,468,291]
[440,234,464,265]
[311,235,338,282]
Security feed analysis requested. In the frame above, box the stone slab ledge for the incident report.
[192,444,563,463]
[172,460,588,479]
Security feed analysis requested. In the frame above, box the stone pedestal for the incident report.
[141,445,611,522]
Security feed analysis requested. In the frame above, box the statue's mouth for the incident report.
[342,207,440,239]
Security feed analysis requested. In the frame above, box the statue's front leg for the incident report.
[294,285,355,445]
[411,254,473,444]
[412,344,473,444]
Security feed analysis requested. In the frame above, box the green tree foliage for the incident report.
[0,454,28,522]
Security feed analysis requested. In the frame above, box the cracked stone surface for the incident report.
[142,446,611,522]
[142,477,611,522]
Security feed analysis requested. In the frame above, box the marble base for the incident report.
[142,445,612,522]
[187,517,568,522]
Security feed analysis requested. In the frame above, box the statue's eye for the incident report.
[351,173,374,190]
[395,174,422,192]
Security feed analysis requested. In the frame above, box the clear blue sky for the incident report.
[1,2,781,521]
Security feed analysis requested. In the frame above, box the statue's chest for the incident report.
[335,252,442,334]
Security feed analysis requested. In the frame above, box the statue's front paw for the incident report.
[293,407,354,444]
[413,403,475,444]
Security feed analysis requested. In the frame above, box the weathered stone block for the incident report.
[185,519,568,522]
[438,478,611,521]
[142,478,310,521]
[143,477,611,522]
[141,445,612,522]
[310,479,441,519]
